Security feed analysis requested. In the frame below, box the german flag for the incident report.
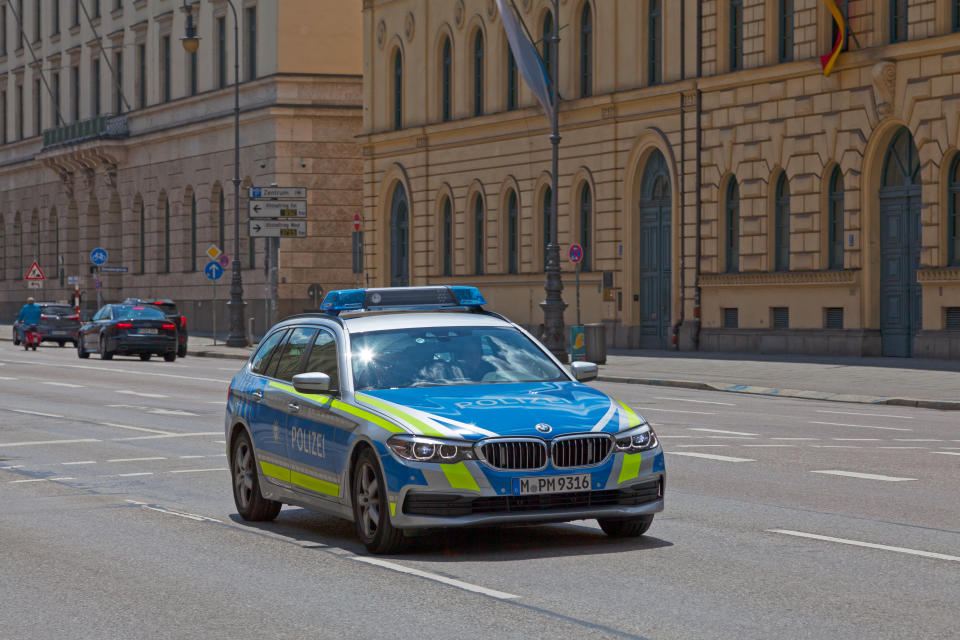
[820,0,846,77]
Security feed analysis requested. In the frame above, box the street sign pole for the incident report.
[576,261,581,328]
[212,278,217,346]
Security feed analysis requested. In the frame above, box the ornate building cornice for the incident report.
[918,268,960,283]
[700,270,858,287]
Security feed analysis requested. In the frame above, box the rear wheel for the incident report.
[139,353,151,361]
[231,431,281,521]
[99,335,113,360]
[177,345,187,358]
[352,448,407,554]
[58,341,65,347]
[163,352,176,362]
[77,339,89,359]
[597,515,654,538]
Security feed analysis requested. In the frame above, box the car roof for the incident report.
[343,311,512,333]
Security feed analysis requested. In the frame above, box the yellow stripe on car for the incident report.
[260,460,339,497]
[267,381,407,434]
[618,453,643,484]
[260,460,291,483]
[356,393,447,437]
[616,400,644,428]
[441,462,481,491]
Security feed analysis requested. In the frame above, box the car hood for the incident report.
[355,382,644,440]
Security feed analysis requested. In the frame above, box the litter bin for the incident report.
[584,323,607,364]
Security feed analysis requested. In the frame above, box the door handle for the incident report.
[287,402,301,412]
[251,390,263,402]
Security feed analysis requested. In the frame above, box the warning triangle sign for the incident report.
[24,262,46,280]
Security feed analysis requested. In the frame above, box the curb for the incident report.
[594,375,960,411]
[187,349,250,361]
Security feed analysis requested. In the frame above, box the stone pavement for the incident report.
[5,325,958,410]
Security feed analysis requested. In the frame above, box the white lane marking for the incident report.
[117,472,154,477]
[743,444,795,447]
[117,432,221,441]
[0,438,100,447]
[811,445,861,449]
[351,556,520,600]
[652,396,735,406]
[809,421,910,432]
[10,478,48,483]
[810,470,916,482]
[816,409,915,420]
[169,468,228,473]
[932,451,960,456]
[666,451,756,462]
[772,437,819,441]
[98,422,175,436]
[124,500,223,523]
[107,457,167,463]
[768,529,960,563]
[10,409,64,418]
[1,465,25,469]
[689,428,758,436]
[675,444,729,448]
[0,358,227,384]
[207,401,226,405]
[895,439,944,442]
[0,376,16,380]
[179,454,226,459]
[116,390,169,399]
[49,477,75,481]
[879,446,925,449]
[61,461,97,466]
[832,438,880,441]
[106,404,199,417]
[656,434,692,438]
[634,407,717,415]
[40,381,85,388]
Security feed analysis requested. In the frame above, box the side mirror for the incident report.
[292,371,332,394]
[570,361,598,382]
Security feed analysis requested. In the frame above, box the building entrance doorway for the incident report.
[637,150,672,349]
[879,128,922,357]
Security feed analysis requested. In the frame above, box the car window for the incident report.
[250,330,288,375]
[350,326,567,390]
[113,305,166,320]
[154,303,178,316]
[93,307,109,321]
[304,330,340,391]
[42,305,74,316]
[271,328,318,382]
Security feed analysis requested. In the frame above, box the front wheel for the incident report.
[352,448,407,554]
[231,431,281,521]
[163,352,176,362]
[100,335,113,360]
[139,353,151,361]
[58,341,65,347]
[597,515,654,538]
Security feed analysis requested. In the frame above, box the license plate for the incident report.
[513,474,591,495]
[138,328,158,335]
[52,330,67,335]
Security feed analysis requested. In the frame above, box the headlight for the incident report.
[614,423,659,452]
[387,435,476,464]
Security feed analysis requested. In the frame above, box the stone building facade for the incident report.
[0,0,363,338]
[361,0,960,358]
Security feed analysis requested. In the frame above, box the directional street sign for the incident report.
[25,261,46,280]
[218,254,230,268]
[90,248,108,265]
[207,245,222,261]
[249,219,308,238]
[249,200,307,218]
[249,186,306,200]
[99,266,129,273]
[204,261,224,280]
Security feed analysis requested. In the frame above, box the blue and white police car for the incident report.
[226,286,665,553]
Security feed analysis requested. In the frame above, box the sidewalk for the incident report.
[5,325,958,410]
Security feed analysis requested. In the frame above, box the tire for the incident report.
[100,335,113,360]
[31,345,37,351]
[352,448,407,554]
[58,341,65,348]
[163,352,177,362]
[597,515,655,538]
[231,430,282,521]
[13,334,20,346]
[77,339,89,359]
[139,353,151,361]
[23,343,29,351]
[178,345,187,358]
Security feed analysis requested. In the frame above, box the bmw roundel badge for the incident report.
[536,423,552,433]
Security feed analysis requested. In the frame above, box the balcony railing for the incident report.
[42,114,129,149]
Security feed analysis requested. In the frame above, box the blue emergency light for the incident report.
[320,286,487,314]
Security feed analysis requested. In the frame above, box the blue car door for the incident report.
[244,329,290,486]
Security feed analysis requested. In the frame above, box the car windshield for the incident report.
[114,306,166,320]
[350,326,567,390]
[42,305,74,315]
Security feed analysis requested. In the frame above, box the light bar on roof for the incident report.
[319,286,487,314]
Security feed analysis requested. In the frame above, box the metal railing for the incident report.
[42,114,129,149]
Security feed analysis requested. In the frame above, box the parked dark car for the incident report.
[78,304,178,361]
[123,298,188,357]
[13,302,80,347]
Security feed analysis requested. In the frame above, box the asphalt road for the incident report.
[1,346,957,639]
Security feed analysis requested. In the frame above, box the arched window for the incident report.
[648,0,662,85]
[473,30,484,117]
[543,185,552,269]
[725,179,740,274]
[949,158,960,266]
[890,0,907,43]
[579,3,593,98]
[138,199,146,274]
[474,194,484,275]
[163,196,171,273]
[506,47,518,111]
[541,11,553,76]
[828,167,844,270]
[442,197,452,276]
[774,174,790,272]
[779,0,794,62]
[580,183,592,272]
[190,192,198,272]
[507,190,519,274]
[730,0,743,71]
[954,0,960,32]
[441,37,452,122]
[389,184,410,287]
[393,49,403,130]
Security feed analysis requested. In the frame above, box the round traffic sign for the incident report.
[204,261,224,281]
[569,244,583,263]
[353,214,362,232]
[90,248,108,265]
[218,254,230,268]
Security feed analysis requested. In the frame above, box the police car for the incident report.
[226,286,664,553]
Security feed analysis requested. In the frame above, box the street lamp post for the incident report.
[182,0,247,347]
[540,0,568,362]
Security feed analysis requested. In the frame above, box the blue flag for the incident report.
[496,0,553,122]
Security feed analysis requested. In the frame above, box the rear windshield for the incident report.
[41,305,75,316]
[114,306,166,320]
[153,303,178,315]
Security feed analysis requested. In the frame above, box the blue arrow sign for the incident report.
[204,261,224,281]
[90,247,108,265]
